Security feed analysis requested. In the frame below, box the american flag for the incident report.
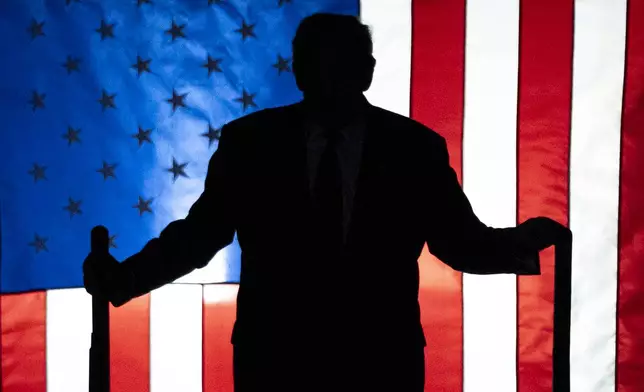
[0,0,642,391]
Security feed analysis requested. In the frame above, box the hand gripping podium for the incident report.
[88,226,573,392]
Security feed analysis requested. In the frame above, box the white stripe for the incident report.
[46,288,92,392]
[176,243,237,284]
[150,284,203,392]
[360,0,412,117]
[461,0,520,391]
[202,283,239,305]
[569,0,626,390]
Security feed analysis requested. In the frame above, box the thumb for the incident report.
[527,217,570,248]
[516,217,554,251]
[550,220,572,244]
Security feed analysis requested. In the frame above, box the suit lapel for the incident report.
[288,100,386,247]
[346,105,385,247]
[286,102,313,210]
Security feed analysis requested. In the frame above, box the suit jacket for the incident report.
[111,100,539,351]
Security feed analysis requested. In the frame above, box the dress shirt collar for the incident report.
[301,94,369,142]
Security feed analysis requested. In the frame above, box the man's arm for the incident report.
[424,135,540,275]
[109,124,238,306]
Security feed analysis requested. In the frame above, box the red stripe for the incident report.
[0,292,46,392]
[515,0,574,390]
[617,0,644,389]
[411,1,466,390]
[110,294,150,392]
[202,285,238,392]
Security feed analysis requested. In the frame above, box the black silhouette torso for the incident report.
[92,13,543,392]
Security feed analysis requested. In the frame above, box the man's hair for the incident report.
[292,13,373,59]
[292,13,375,94]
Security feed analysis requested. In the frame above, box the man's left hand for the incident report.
[515,216,571,252]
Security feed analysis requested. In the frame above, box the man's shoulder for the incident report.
[221,102,447,149]
[224,103,297,132]
[369,105,445,146]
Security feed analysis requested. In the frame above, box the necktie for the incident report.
[312,128,343,251]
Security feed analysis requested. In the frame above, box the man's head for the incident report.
[292,13,376,101]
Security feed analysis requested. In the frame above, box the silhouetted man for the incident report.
[84,13,570,392]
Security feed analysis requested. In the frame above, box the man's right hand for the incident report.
[83,251,121,300]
